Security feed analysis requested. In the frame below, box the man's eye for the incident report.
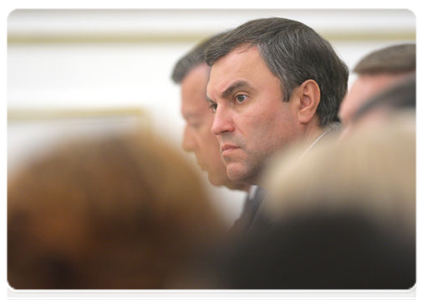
[235,94,247,103]
[209,103,217,113]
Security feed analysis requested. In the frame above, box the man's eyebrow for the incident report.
[206,95,214,104]
[206,80,251,104]
[221,81,250,99]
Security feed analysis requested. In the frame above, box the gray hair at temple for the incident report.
[171,32,227,84]
[204,17,349,126]
[353,43,416,75]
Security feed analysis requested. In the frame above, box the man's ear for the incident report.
[295,79,321,124]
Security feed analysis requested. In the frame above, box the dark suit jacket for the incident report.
[230,123,343,235]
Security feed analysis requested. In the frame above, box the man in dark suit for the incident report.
[204,18,348,227]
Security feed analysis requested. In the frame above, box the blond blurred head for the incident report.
[8,129,223,289]
[263,112,415,239]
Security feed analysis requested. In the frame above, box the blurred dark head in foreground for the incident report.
[8,130,223,289]
[212,213,420,300]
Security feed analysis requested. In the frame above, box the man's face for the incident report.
[339,73,407,136]
[207,46,300,184]
[181,63,239,188]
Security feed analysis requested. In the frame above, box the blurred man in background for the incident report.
[339,43,415,136]
[171,33,247,191]
[172,34,256,234]
[348,74,415,132]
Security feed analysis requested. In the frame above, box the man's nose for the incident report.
[211,107,235,136]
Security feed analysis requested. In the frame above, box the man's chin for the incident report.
[227,165,249,184]
[207,169,250,191]
[207,172,228,187]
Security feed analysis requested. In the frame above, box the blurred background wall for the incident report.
[7,9,415,226]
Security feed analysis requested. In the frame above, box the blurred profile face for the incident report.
[339,73,409,137]
[207,46,300,184]
[181,63,243,189]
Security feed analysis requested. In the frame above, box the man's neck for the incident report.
[303,123,325,146]
[300,122,340,159]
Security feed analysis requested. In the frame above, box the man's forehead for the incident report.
[340,75,395,123]
[181,92,212,119]
[209,47,264,83]
[207,46,269,99]
[181,96,209,113]
[181,63,210,111]
[211,45,261,73]
[339,80,364,123]
[182,67,208,90]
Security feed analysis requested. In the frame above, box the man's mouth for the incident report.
[221,144,240,155]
